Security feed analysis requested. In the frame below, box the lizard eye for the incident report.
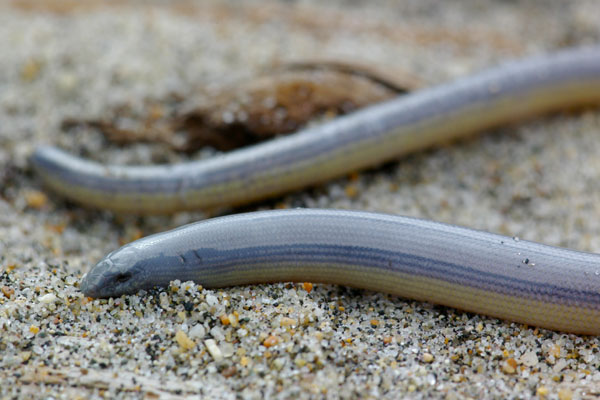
[115,272,132,284]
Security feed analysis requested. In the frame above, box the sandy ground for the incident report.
[2,0,600,398]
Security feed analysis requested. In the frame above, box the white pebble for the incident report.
[273,357,286,370]
[204,339,223,362]
[188,324,206,339]
[221,342,234,358]
[237,328,248,337]
[39,293,57,304]
[3,355,19,367]
[553,359,568,373]
[210,326,225,341]
[519,350,538,367]
[205,294,218,306]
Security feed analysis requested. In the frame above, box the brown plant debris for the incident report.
[63,60,419,152]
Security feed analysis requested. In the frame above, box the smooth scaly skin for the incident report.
[31,46,600,214]
[81,209,600,334]
[36,46,600,333]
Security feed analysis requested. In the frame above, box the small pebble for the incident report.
[553,359,567,373]
[24,189,48,209]
[188,324,206,339]
[294,357,306,367]
[1,286,14,299]
[280,317,297,327]
[20,58,43,82]
[263,335,279,348]
[273,357,286,370]
[228,313,239,327]
[221,342,235,358]
[205,294,218,306]
[210,326,225,341]
[221,366,237,378]
[558,388,573,400]
[205,339,223,362]
[39,293,58,304]
[519,350,538,367]
[175,330,196,351]
[344,184,358,198]
[502,358,517,374]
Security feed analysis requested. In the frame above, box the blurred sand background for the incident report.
[1,1,600,398]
